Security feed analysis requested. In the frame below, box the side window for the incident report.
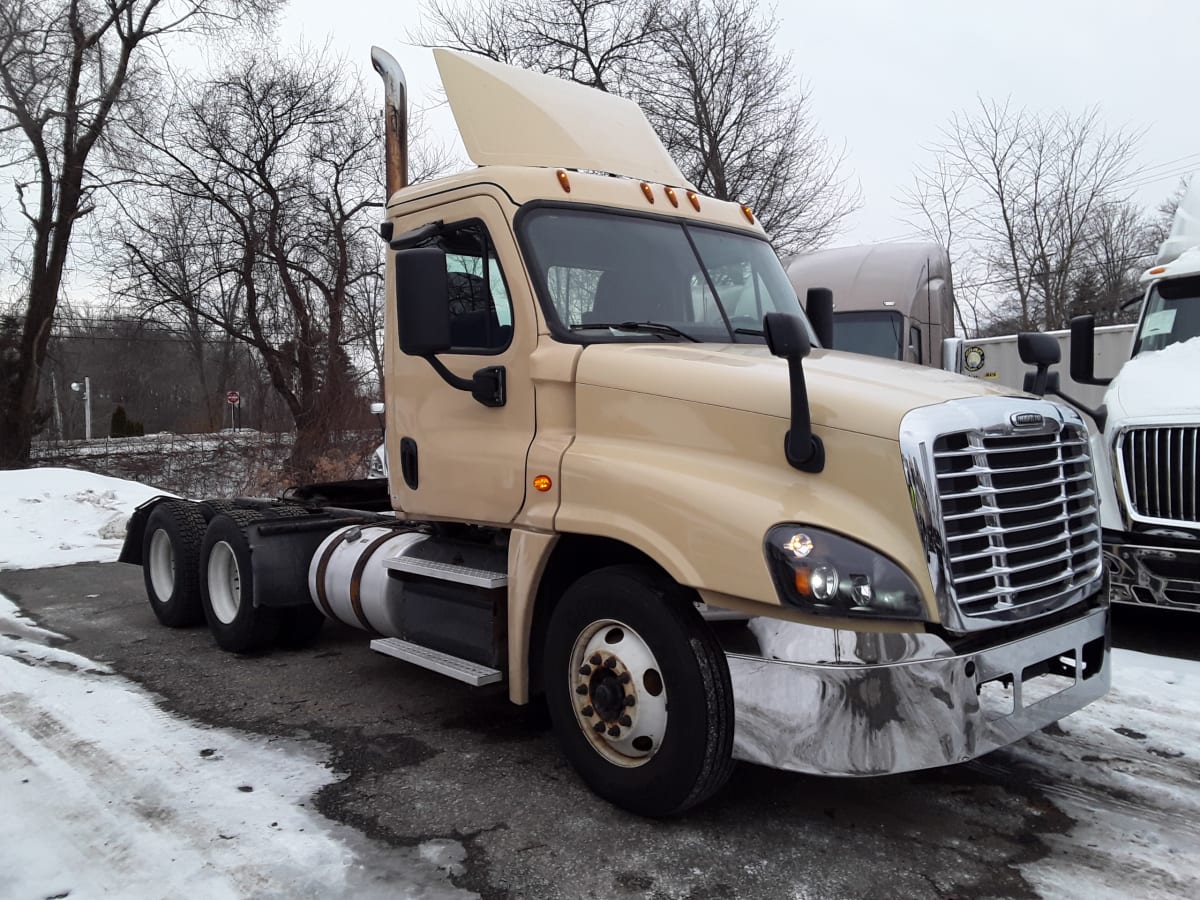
[431,221,513,352]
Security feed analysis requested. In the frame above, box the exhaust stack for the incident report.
[370,46,408,198]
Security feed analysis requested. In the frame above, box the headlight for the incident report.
[764,524,924,620]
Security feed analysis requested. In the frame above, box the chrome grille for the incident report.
[931,422,1101,620]
[1118,426,1199,525]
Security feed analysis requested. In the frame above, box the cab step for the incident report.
[369,637,503,686]
[383,555,508,588]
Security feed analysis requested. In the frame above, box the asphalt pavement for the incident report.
[2,562,1195,899]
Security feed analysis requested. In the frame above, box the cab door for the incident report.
[385,196,535,524]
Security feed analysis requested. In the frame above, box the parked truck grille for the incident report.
[1117,426,1199,526]
[931,423,1101,619]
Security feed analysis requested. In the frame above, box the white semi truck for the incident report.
[1041,180,1200,610]
[121,47,1111,815]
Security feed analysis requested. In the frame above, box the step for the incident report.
[382,555,507,588]
[369,638,503,686]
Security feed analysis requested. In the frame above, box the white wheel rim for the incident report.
[207,541,242,625]
[569,618,668,768]
[148,529,175,601]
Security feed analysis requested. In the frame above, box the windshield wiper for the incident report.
[733,326,763,337]
[571,321,701,343]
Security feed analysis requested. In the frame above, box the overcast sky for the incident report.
[278,0,1200,246]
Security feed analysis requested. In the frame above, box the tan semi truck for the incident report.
[121,48,1111,816]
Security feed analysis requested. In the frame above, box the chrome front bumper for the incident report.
[1107,538,1200,610]
[726,605,1110,776]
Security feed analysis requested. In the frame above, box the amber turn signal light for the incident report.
[741,205,755,224]
[686,190,701,211]
[556,170,571,193]
[533,474,553,492]
[664,186,679,207]
[640,182,655,203]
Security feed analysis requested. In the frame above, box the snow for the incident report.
[0,594,470,900]
[1110,336,1200,418]
[1012,649,1200,899]
[0,467,170,570]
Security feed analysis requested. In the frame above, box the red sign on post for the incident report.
[226,390,241,405]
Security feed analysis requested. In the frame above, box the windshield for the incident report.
[519,207,815,344]
[1132,275,1200,356]
[831,311,904,360]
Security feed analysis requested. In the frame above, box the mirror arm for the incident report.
[782,356,825,473]
[425,356,507,408]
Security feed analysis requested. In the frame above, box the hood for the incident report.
[575,343,1016,440]
[433,49,692,189]
[1109,336,1200,422]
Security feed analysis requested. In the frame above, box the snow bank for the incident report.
[0,593,471,900]
[0,467,170,570]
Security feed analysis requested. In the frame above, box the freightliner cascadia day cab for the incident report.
[784,242,957,369]
[121,48,1111,816]
[1031,178,1200,611]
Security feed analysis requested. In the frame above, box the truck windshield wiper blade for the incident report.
[733,326,764,337]
[571,321,701,342]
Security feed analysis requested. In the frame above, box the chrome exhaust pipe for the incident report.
[370,46,408,198]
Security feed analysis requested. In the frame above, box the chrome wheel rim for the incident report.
[207,541,241,625]
[569,618,668,768]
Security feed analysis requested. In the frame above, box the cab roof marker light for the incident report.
[640,182,655,203]
[686,190,701,211]
[556,169,571,193]
[664,186,679,207]
[741,204,755,224]
[1148,265,1166,275]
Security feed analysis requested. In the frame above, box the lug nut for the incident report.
[624,696,636,707]
[593,722,606,734]
[590,654,602,666]
[581,705,594,717]
[579,665,591,676]
[618,672,631,684]
[603,657,617,669]
[607,725,621,737]
[619,715,632,727]
[575,684,588,695]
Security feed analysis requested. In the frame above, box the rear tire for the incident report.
[199,511,279,653]
[142,501,207,628]
[543,564,735,817]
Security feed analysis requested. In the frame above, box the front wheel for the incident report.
[543,564,735,816]
[199,511,279,653]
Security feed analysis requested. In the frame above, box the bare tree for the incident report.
[903,99,1143,334]
[417,0,857,255]
[0,0,278,468]
[115,50,383,479]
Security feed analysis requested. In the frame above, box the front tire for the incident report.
[543,564,735,816]
[142,501,207,627]
[199,511,279,653]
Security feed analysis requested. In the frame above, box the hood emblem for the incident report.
[1011,412,1044,429]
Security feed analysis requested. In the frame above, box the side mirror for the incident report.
[1069,315,1112,387]
[804,288,834,349]
[1017,331,1060,397]
[396,247,451,356]
[369,401,385,416]
[763,312,824,473]
[942,337,964,374]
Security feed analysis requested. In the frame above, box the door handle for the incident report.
[400,437,419,490]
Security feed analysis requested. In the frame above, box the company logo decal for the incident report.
[1010,412,1044,428]
[964,346,985,372]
